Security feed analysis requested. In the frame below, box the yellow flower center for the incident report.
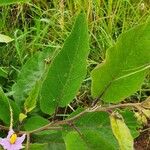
[10,133,17,144]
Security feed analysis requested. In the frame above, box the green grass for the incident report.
[0,0,150,99]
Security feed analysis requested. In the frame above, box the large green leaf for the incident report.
[0,0,29,5]
[63,112,119,150]
[12,49,52,109]
[91,19,150,103]
[24,81,41,113]
[40,12,89,114]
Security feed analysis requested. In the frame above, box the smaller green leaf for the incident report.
[24,116,49,131]
[13,48,53,109]
[19,113,27,123]
[24,81,41,113]
[110,112,134,150]
[120,110,141,138]
[0,34,13,43]
[0,0,29,6]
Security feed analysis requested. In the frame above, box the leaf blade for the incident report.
[40,12,89,114]
[12,49,52,109]
[91,20,150,103]
[63,111,118,150]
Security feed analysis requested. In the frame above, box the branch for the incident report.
[0,125,9,130]
[24,102,140,134]
[25,133,30,150]
[0,102,141,135]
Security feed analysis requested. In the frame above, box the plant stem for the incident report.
[26,133,30,150]
[0,102,141,135]
[23,102,140,134]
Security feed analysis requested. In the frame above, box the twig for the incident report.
[0,125,9,130]
[141,127,150,133]
[23,102,140,134]
[0,102,141,135]
[68,122,83,137]
[26,133,30,150]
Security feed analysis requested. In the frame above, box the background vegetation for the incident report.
[0,0,150,149]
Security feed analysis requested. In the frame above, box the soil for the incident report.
[134,121,150,150]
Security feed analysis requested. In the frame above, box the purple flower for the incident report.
[0,129,26,150]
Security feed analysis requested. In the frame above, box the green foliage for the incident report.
[0,0,29,6]
[10,100,20,124]
[25,143,48,150]
[33,130,64,143]
[25,142,66,150]
[24,81,41,113]
[121,109,141,138]
[24,116,49,131]
[63,112,118,150]
[64,131,88,150]
[0,87,10,124]
[40,12,89,114]
[91,19,150,103]
[110,112,134,150]
[0,1,150,149]
[12,49,52,109]
[32,131,66,150]
[0,67,8,78]
[0,87,20,125]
